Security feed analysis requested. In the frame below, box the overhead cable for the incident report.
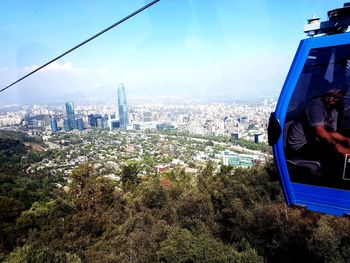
[0,0,160,93]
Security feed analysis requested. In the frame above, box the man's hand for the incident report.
[328,131,350,146]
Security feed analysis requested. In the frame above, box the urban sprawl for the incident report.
[0,84,275,178]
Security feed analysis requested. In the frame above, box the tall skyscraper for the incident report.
[65,101,76,130]
[50,117,58,132]
[76,118,84,131]
[102,115,109,129]
[117,83,129,129]
[88,114,96,127]
[97,118,103,128]
[63,118,71,131]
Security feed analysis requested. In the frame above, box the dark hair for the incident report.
[329,82,348,95]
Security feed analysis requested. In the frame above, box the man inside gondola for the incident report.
[287,82,350,178]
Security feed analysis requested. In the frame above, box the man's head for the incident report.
[322,87,345,108]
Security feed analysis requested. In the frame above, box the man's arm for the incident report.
[314,125,336,144]
[314,125,350,156]
[329,131,350,145]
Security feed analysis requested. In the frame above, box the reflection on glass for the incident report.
[284,44,350,189]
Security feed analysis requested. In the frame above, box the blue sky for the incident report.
[0,0,347,104]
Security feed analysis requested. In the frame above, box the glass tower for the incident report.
[88,114,97,127]
[117,83,128,129]
[50,117,58,132]
[76,118,84,131]
[63,118,71,131]
[65,101,76,130]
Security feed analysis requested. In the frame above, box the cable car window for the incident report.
[284,44,350,189]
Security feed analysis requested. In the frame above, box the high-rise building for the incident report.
[50,117,59,132]
[102,115,109,129]
[117,83,128,129]
[88,114,97,127]
[76,118,84,131]
[96,118,103,128]
[111,120,120,129]
[63,118,71,131]
[95,114,102,128]
[65,101,76,130]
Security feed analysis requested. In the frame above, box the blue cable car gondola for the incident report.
[269,3,350,216]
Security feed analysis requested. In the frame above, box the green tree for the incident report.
[0,196,25,253]
[4,245,82,263]
[157,226,262,263]
[201,161,215,177]
[120,163,140,191]
[69,163,115,210]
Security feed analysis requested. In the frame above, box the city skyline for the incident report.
[43,84,129,132]
[0,1,347,105]
[0,97,275,145]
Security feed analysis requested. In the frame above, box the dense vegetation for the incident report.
[150,130,271,153]
[1,136,350,262]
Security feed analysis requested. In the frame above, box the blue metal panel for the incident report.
[273,32,350,216]
[273,39,310,206]
[292,183,350,216]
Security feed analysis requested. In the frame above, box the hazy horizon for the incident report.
[0,0,346,105]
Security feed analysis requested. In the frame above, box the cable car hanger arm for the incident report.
[305,3,350,37]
